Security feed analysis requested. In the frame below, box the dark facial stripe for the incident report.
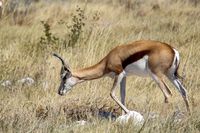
[122,50,149,68]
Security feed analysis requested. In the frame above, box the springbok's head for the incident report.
[53,53,78,96]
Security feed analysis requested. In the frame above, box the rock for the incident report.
[148,112,159,120]
[116,110,144,125]
[18,77,34,86]
[1,80,12,87]
[62,120,88,128]
[172,110,185,123]
[42,81,49,90]
[75,120,87,126]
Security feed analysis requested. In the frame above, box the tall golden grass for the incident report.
[0,0,200,132]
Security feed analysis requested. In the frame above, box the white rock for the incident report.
[148,112,159,119]
[116,111,144,125]
[172,110,185,123]
[42,81,49,90]
[75,120,87,126]
[18,77,34,86]
[1,80,12,87]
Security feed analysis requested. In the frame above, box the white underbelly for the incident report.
[124,56,149,77]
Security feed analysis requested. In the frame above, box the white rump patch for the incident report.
[0,1,2,7]
[168,48,180,75]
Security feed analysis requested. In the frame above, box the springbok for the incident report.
[53,40,190,116]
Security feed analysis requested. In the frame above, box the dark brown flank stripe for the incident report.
[122,50,150,69]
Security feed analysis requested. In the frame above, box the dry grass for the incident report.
[0,0,200,132]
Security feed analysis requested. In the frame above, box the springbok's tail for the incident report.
[173,49,183,80]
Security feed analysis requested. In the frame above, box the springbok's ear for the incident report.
[53,53,71,71]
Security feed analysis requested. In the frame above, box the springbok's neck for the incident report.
[72,59,106,81]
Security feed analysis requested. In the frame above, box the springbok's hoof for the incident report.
[116,111,144,125]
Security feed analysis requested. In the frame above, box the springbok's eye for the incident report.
[63,76,67,80]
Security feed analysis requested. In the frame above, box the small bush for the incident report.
[67,7,86,47]
[38,6,86,53]
[39,21,59,50]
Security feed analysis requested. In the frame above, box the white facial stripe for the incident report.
[61,77,78,94]
[61,71,68,78]
[67,77,77,86]
[64,83,72,89]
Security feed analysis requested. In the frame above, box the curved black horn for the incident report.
[53,53,70,69]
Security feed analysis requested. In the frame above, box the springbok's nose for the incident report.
[58,91,64,96]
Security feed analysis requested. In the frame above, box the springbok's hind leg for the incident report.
[149,72,173,115]
[168,75,190,114]
[150,72,172,103]
[162,80,172,97]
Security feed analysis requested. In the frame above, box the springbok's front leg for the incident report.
[120,77,126,115]
[110,72,130,114]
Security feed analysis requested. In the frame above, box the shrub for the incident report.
[67,6,86,47]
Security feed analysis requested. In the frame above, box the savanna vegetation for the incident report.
[0,0,200,132]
